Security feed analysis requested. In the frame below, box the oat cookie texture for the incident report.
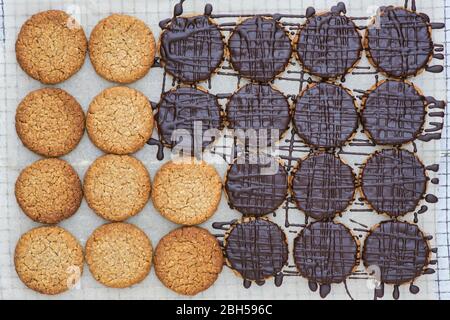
[16,88,85,157]
[89,14,156,83]
[85,223,153,288]
[152,159,222,225]
[16,10,87,84]
[154,226,224,295]
[86,86,154,154]
[15,158,83,224]
[14,226,84,295]
[84,154,151,221]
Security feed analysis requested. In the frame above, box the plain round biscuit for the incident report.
[152,159,222,225]
[85,223,153,288]
[14,226,84,295]
[86,86,154,154]
[15,158,83,224]
[84,154,151,221]
[89,14,156,83]
[154,226,224,295]
[16,88,85,157]
[16,10,87,84]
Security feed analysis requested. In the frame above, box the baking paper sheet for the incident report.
[0,0,447,300]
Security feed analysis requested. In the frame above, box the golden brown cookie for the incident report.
[86,86,154,154]
[16,88,85,157]
[89,14,156,83]
[15,158,83,224]
[14,226,84,295]
[85,222,153,288]
[84,154,151,221]
[154,226,223,295]
[152,159,222,225]
[16,10,87,84]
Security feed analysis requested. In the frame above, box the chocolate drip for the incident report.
[156,87,223,153]
[292,153,355,220]
[431,178,439,184]
[296,8,362,79]
[361,149,427,217]
[226,83,291,147]
[146,138,165,160]
[417,133,441,142]
[410,283,420,294]
[361,80,426,145]
[425,65,444,73]
[426,164,439,172]
[363,221,430,289]
[294,82,358,148]
[224,219,289,284]
[160,14,224,83]
[293,221,359,296]
[425,194,438,203]
[366,7,433,78]
[228,16,292,82]
[225,156,288,216]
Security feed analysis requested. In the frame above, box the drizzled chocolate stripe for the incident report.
[292,153,356,220]
[365,6,433,78]
[361,148,427,217]
[228,16,292,82]
[156,87,222,152]
[293,82,358,148]
[226,83,291,147]
[160,15,224,83]
[224,219,288,284]
[363,220,430,299]
[296,5,362,79]
[361,80,426,145]
[225,156,288,216]
[293,221,359,298]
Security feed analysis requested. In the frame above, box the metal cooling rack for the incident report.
[0,0,447,300]
[155,0,448,299]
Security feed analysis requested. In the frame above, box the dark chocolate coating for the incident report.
[363,220,430,284]
[156,87,222,151]
[361,149,427,217]
[292,153,355,220]
[366,7,433,78]
[294,82,358,148]
[228,16,292,82]
[296,12,362,79]
[160,15,224,83]
[224,219,288,281]
[361,80,426,145]
[294,221,359,284]
[226,83,290,146]
[225,157,288,216]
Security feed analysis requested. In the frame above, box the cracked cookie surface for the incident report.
[154,226,223,295]
[86,86,154,154]
[152,159,222,225]
[14,226,84,295]
[84,154,151,221]
[16,10,87,84]
[16,88,85,157]
[85,222,153,288]
[89,14,155,83]
[15,158,83,224]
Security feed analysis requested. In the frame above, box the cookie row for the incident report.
[156,79,429,154]
[17,5,438,86]
[17,11,156,84]
[16,87,152,157]
[221,218,432,299]
[15,156,220,225]
[15,147,428,226]
[159,5,436,83]
[15,223,223,295]
[226,149,428,220]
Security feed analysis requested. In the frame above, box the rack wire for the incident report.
[0,0,447,300]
